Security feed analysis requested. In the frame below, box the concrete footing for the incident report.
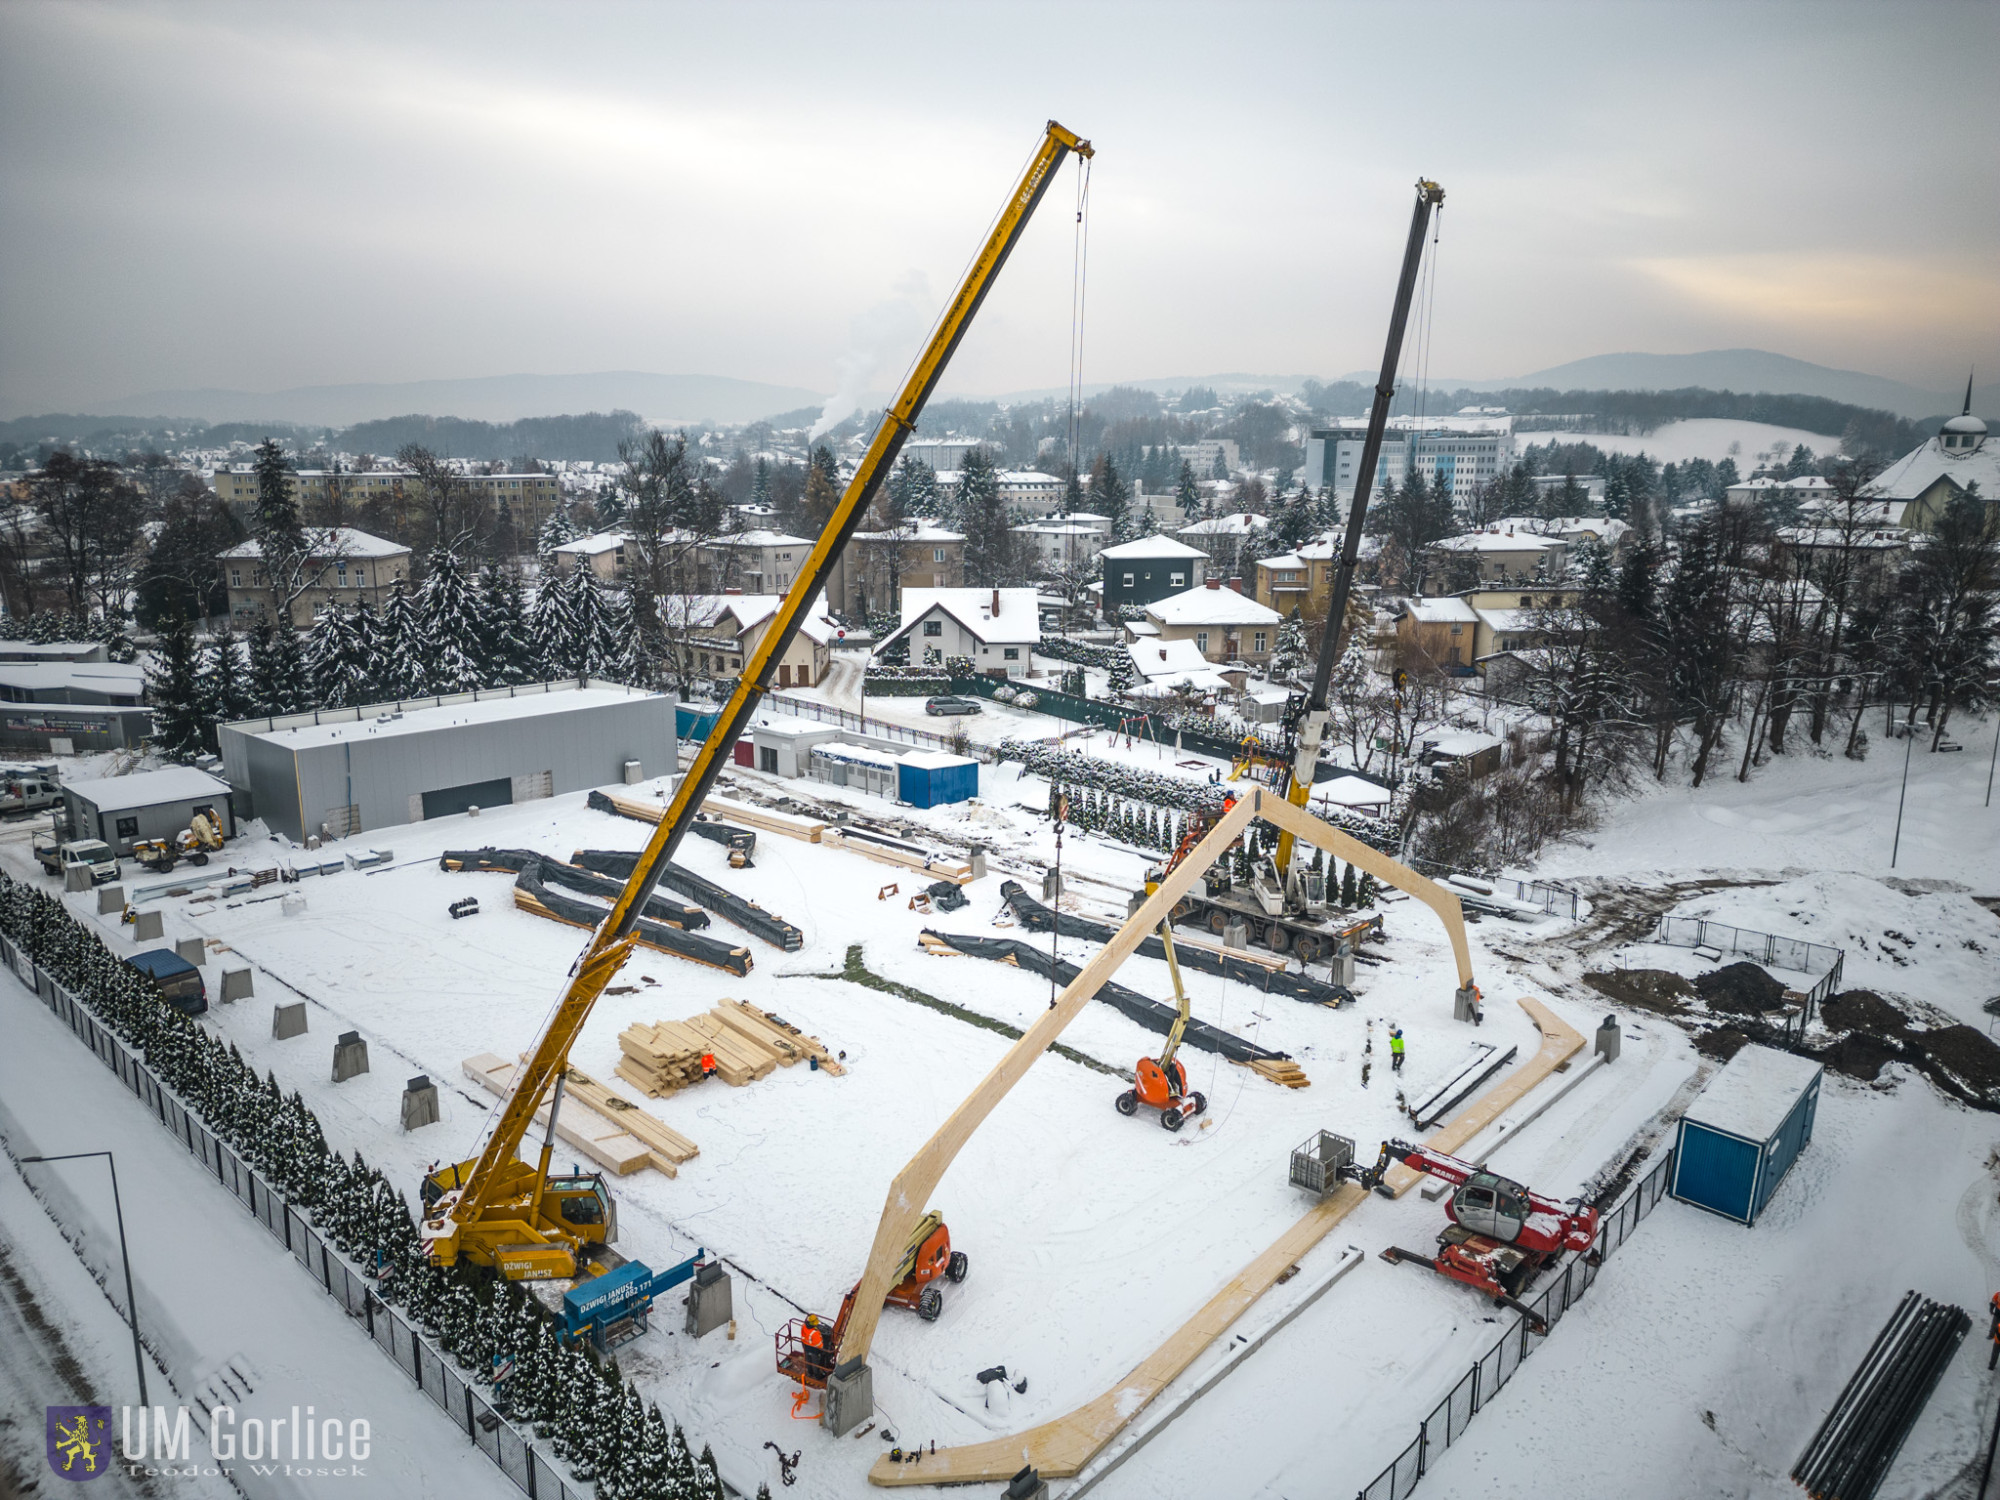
[97,885,125,915]
[332,1031,370,1082]
[823,1359,873,1435]
[1454,984,1484,1024]
[1005,1468,1050,1500]
[1595,1014,1621,1063]
[130,910,163,942]
[175,937,206,967]
[685,1262,732,1337]
[401,1075,439,1130]
[220,967,254,1002]
[272,1002,308,1039]
[65,865,92,892]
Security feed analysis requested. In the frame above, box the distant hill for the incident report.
[57,371,827,428]
[1472,350,1993,422]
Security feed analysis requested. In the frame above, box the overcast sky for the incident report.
[2,0,1994,414]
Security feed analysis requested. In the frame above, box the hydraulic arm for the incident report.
[422,120,1094,1279]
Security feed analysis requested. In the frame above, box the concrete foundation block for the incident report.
[332,1030,370,1082]
[175,937,206,967]
[1331,948,1356,987]
[1041,869,1063,902]
[220,967,254,1002]
[822,1358,873,1436]
[401,1074,440,1130]
[130,910,164,942]
[1004,1468,1051,1500]
[280,893,307,917]
[1595,1014,1622,1064]
[272,1001,308,1039]
[66,865,93,892]
[97,885,126,915]
[1454,984,1484,1025]
[968,849,988,881]
[1223,920,1249,950]
[684,1262,732,1337]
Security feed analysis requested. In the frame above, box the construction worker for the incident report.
[701,1050,717,1080]
[1989,1292,2000,1369]
[801,1314,832,1377]
[1389,1025,1406,1073]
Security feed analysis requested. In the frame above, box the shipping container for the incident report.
[897,749,980,808]
[1670,1043,1821,1225]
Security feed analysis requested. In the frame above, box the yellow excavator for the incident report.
[418,119,1095,1281]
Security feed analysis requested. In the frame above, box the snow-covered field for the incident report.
[1524,417,1836,468]
[4,712,1997,1499]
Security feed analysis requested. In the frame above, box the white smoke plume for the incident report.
[809,269,935,443]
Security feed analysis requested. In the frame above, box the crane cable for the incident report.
[1065,153,1094,498]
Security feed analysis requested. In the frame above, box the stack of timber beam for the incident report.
[462,1053,650,1176]
[1240,1058,1310,1089]
[617,1002,844,1095]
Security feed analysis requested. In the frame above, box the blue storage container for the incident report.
[1670,1043,1821,1225]
[676,704,722,742]
[897,750,980,808]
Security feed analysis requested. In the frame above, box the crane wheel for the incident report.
[1294,935,1324,964]
[1264,924,1291,954]
[1192,1092,1208,1116]
[1207,909,1230,935]
[1161,1108,1184,1132]
[917,1285,943,1322]
[191,852,209,867]
[946,1251,968,1283]
[1114,1090,1139,1116]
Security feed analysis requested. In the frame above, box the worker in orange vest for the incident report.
[801,1314,832,1376]
[1989,1292,2000,1369]
[701,1050,717,1080]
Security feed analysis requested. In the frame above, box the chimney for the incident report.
[1205,577,1221,590]
[724,586,742,595]
[991,587,1001,615]
[1228,576,1243,594]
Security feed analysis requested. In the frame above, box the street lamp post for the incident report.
[21,1151,147,1408]
[1890,708,1917,869]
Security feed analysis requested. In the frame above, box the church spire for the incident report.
[1966,369,1976,417]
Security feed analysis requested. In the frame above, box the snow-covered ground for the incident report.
[4,710,1996,1499]
[1523,417,1836,468]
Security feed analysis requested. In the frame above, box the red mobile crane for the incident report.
[1350,1139,1598,1329]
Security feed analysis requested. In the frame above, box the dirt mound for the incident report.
[1584,969,1695,1015]
[1819,989,1910,1035]
[1695,962,1791,1014]
[1824,1032,1901,1082]
[1921,1026,2000,1095]
[1696,1026,1749,1062]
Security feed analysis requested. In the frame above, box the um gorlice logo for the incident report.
[46,1406,111,1482]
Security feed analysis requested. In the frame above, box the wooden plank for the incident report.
[533,1058,700,1164]
[724,999,845,1076]
[819,826,975,884]
[867,995,1584,1485]
[713,1006,805,1064]
[460,1054,650,1177]
[705,794,828,844]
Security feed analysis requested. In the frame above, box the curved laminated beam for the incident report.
[835,793,1261,1369]
[1254,787,1475,993]
[866,997,1583,1486]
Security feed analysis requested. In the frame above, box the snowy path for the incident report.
[0,970,523,1500]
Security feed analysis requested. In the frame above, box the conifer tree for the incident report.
[1341,863,1359,907]
[530,573,578,678]
[375,578,430,699]
[306,606,361,708]
[537,498,579,559]
[478,566,534,684]
[199,635,252,748]
[419,548,483,693]
[147,613,208,761]
[1176,458,1201,518]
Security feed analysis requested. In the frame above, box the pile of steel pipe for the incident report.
[1792,1290,1970,1500]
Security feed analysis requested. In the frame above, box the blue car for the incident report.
[126,949,207,1016]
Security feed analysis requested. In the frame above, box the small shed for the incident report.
[808,742,903,801]
[897,750,979,808]
[750,720,840,778]
[1670,1044,1822,1225]
[61,767,235,855]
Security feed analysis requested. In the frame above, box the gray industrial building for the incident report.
[61,766,236,854]
[217,680,677,843]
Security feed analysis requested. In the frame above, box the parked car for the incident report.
[924,696,983,717]
[125,949,207,1016]
[33,835,121,884]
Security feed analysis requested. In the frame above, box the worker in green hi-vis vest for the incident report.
[1389,1025,1405,1073]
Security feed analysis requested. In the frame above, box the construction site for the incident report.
[3,118,1997,1500]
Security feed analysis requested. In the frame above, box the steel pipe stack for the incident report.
[1792,1290,1970,1500]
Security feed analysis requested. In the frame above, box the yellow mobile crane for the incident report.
[420,120,1094,1281]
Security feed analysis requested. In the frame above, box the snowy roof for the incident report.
[1685,1043,1821,1142]
[1403,597,1479,625]
[997,471,1062,486]
[1099,534,1209,561]
[1145,583,1283,627]
[853,522,963,542]
[1243,682,1294,705]
[1124,619,1160,637]
[552,530,628,556]
[1433,530,1566,553]
[1865,429,2000,502]
[1014,519,1106,537]
[0,640,106,659]
[714,529,811,548]
[64,766,231,812]
[0,662,146,695]
[1472,607,1541,633]
[901,749,977,770]
[1128,638,1215,681]
[1178,513,1271,536]
[1425,732,1502,757]
[886,587,1041,647]
[218,526,409,561]
[1316,773,1394,808]
[243,685,664,750]
[704,592,838,645]
[812,740,903,769]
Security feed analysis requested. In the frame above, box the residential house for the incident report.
[1123,636,1233,698]
[672,592,836,689]
[1252,535,1339,619]
[876,586,1040,678]
[700,529,813,594]
[1013,517,1110,574]
[1139,579,1283,667]
[1098,536,1208,615]
[1727,474,1836,512]
[1178,512,1272,578]
[218,527,413,628]
[825,522,966,620]
[1428,527,1569,589]
[549,530,629,582]
[1397,596,1480,671]
[209,466,564,534]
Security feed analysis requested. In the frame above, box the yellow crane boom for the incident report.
[421,119,1094,1280]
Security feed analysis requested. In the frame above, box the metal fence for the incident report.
[1651,916,1846,1031]
[1354,1148,1678,1500]
[7,939,598,1500]
[1404,858,1584,919]
[762,692,964,750]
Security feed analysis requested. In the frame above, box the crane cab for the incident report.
[1448,1171,1531,1244]
[419,1159,616,1280]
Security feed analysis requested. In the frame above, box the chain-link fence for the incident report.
[1403,858,1583,919]
[1651,916,1846,1034]
[7,940,600,1500]
[1354,1148,1678,1500]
